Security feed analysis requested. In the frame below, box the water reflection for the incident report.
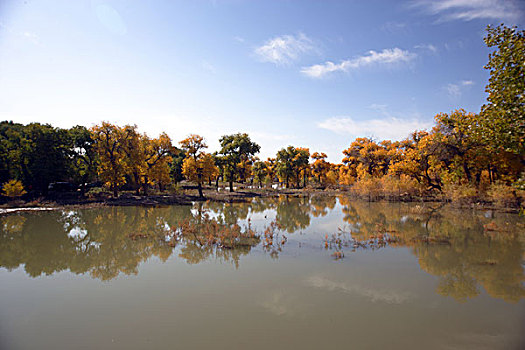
[337,198,525,303]
[1,196,524,303]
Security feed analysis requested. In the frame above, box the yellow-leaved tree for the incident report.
[180,135,211,198]
[142,133,174,194]
[2,179,27,198]
[182,153,218,198]
[91,122,129,197]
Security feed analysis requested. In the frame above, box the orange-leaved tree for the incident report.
[180,134,209,197]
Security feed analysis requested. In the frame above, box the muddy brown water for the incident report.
[1,196,524,349]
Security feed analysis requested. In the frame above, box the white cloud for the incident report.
[414,43,438,53]
[411,0,523,22]
[254,33,314,65]
[446,83,461,98]
[301,48,416,78]
[317,116,431,141]
[446,80,474,98]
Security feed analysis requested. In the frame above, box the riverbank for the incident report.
[1,185,522,215]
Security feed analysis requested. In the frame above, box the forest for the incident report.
[1,24,523,207]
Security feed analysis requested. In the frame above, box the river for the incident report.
[1,195,524,349]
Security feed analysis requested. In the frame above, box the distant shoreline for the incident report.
[1,186,522,215]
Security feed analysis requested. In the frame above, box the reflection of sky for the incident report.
[67,226,101,251]
[260,290,296,317]
[305,275,412,304]
[67,227,88,240]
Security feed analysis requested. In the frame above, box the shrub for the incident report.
[486,182,519,207]
[352,176,381,200]
[1,179,27,198]
[443,183,478,204]
[381,175,421,199]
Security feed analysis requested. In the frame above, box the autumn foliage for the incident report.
[0,25,523,206]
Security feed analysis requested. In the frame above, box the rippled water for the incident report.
[1,195,524,349]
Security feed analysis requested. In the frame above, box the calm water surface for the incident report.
[1,196,524,349]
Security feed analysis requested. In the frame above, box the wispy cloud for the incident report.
[318,115,431,141]
[382,21,408,33]
[369,104,392,117]
[301,48,415,78]
[0,22,42,46]
[254,33,314,65]
[445,80,474,98]
[411,0,523,22]
[414,43,438,53]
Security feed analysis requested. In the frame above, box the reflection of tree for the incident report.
[202,197,278,225]
[201,201,251,225]
[0,206,190,281]
[1,215,26,234]
[275,195,311,233]
[337,197,525,303]
[0,212,77,276]
[74,206,182,280]
[310,195,336,217]
[415,236,525,303]
[2,196,523,303]
[249,197,278,214]
[178,241,253,269]
[0,202,265,280]
[173,209,260,268]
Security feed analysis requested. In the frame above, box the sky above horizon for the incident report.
[0,0,523,162]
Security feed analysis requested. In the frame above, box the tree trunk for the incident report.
[303,171,307,188]
[81,180,86,196]
[134,173,140,195]
[463,162,472,182]
[197,173,204,198]
[229,179,234,192]
[143,175,149,196]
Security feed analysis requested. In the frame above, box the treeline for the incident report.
[0,24,523,205]
[0,122,182,197]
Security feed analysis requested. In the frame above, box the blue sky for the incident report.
[0,0,523,161]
